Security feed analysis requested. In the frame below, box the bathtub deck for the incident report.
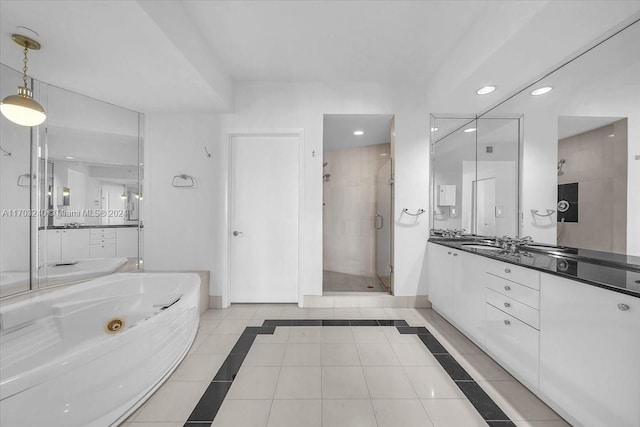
[121,305,568,427]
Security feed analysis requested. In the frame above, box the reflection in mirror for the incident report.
[35,84,143,289]
[431,116,520,239]
[485,19,639,256]
[557,117,627,253]
[0,64,34,296]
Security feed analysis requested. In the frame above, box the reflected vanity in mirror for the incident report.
[0,64,144,298]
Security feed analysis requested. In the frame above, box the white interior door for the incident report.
[473,177,496,236]
[230,134,299,303]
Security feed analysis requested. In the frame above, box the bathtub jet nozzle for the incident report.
[105,318,125,333]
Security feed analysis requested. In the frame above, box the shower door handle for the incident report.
[374,215,383,230]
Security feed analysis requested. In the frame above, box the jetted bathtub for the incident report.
[0,272,200,426]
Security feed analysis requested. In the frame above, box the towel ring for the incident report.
[531,209,555,217]
[172,174,197,188]
[402,208,425,216]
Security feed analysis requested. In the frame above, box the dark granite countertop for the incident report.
[429,238,640,298]
[39,223,142,230]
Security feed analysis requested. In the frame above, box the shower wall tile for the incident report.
[323,144,390,276]
[557,119,627,253]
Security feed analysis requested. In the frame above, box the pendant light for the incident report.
[121,185,128,200]
[0,34,47,127]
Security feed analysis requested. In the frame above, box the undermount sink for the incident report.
[461,243,503,251]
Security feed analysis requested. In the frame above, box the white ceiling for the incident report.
[558,116,623,140]
[323,114,393,151]
[1,1,639,114]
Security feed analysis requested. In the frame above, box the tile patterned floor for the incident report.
[323,270,388,293]
[121,305,570,427]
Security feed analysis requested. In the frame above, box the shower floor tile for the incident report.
[323,270,388,293]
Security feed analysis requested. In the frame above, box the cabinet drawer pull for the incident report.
[447,252,452,255]
[504,302,511,308]
[504,268,511,273]
[453,253,458,257]
[618,303,630,311]
[504,320,511,325]
[504,285,511,291]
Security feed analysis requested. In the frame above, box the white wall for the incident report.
[144,82,432,302]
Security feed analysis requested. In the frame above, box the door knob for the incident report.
[233,231,243,237]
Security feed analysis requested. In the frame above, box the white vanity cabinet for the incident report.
[90,228,116,258]
[44,229,90,261]
[427,243,456,319]
[427,243,485,342]
[483,259,540,388]
[539,273,640,427]
[45,229,62,261]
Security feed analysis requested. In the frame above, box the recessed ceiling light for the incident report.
[464,128,477,133]
[531,86,553,96]
[476,86,496,95]
[65,156,74,160]
[353,130,364,136]
[608,134,615,138]
[431,127,439,132]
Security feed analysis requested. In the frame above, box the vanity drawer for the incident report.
[90,228,115,236]
[486,259,540,290]
[485,303,539,387]
[486,274,540,309]
[90,236,115,244]
[486,288,539,329]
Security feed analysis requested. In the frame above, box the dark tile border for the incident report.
[183,320,513,426]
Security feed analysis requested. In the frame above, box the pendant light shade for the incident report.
[0,33,47,127]
[1,86,46,126]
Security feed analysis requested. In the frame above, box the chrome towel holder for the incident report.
[172,174,197,188]
[402,208,425,216]
[531,209,556,217]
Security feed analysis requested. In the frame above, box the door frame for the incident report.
[224,129,305,308]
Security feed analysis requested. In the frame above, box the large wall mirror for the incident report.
[0,63,144,297]
[430,115,521,238]
[486,18,639,256]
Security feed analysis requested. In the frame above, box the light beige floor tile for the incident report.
[133,381,209,422]
[421,398,487,427]
[253,305,285,319]
[227,366,280,399]
[201,309,231,320]
[391,342,439,366]
[243,342,286,366]
[288,326,322,343]
[382,327,421,344]
[225,305,260,319]
[356,342,400,366]
[372,399,434,427]
[322,399,377,427]
[359,308,389,319]
[306,308,335,319]
[332,308,363,318]
[514,420,572,427]
[198,319,223,334]
[267,400,322,427]
[438,331,484,355]
[423,319,460,335]
[322,366,369,398]
[352,326,387,343]
[321,342,361,366]
[283,343,321,366]
[211,399,272,427]
[212,319,251,334]
[255,326,290,343]
[169,354,225,382]
[274,367,322,399]
[321,327,354,343]
[191,333,239,355]
[126,423,184,427]
[403,366,465,399]
[478,380,563,421]
[280,307,308,319]
[363,366,416,399]
[457,353,514,381]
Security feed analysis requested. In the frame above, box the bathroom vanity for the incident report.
[427,238,640,427]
